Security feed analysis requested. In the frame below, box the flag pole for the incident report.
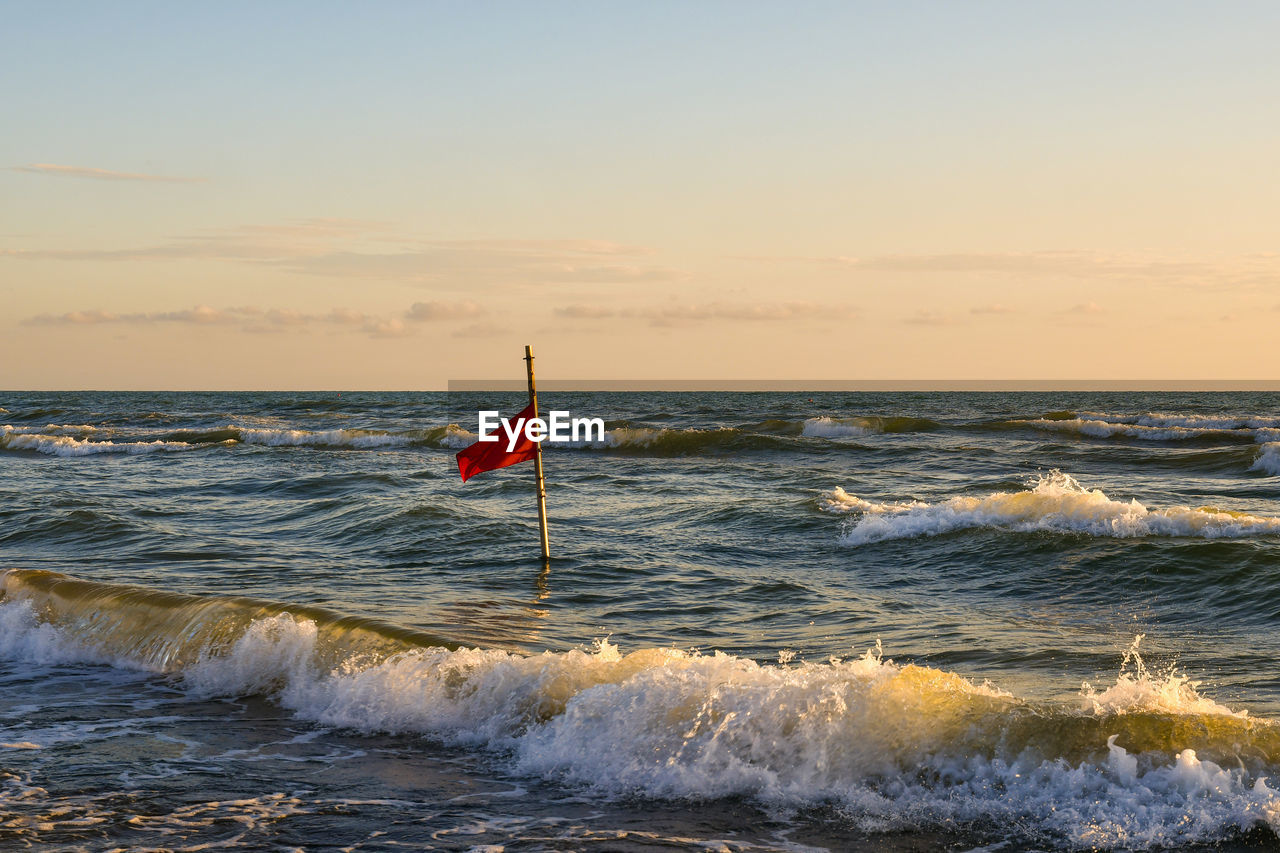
[524,345,551,564]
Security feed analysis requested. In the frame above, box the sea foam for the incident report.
[1253,444,1280,477]
[1020,412,1280,444]
[802,417,875,438]
[1017,417,1249,442]
[822,470,1280,544]
[237,427,411,449]
[2,575,1278,849]
[1089,412,1280,430]
[0,425,195,457]
[802,416,939,438]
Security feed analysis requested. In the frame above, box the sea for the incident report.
[3,390,1280,852]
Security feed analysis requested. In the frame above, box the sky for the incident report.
[3,1,1278,389]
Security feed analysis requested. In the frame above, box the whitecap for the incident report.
[822,470,1280,544]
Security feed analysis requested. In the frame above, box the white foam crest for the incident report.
[236,427,410,449]
[551,426,729,450]
[1018,417,1245,442]
[1,423,100,436]
[4,602,1276,846]
[822,470,1280,544]
[437,424,478,449]
[168,625,1041,796]
[0,426,192,457]
[1047,411,1280,435]
[1063,737,1280,847]
[511,644,1018,798]
[590,426,669,448]
[187,622,713,745]
[1072,411,1280,429]
[1131,412,1280,430]
[183,620,1280,845]
[183,614,322,698]
[802,417,875,438]
[0,601,135,668]
[1081,637,1245,718]
[1253,444,1280,476]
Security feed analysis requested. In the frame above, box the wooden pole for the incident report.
[524,345,551,563]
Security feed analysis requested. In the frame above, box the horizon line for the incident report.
[438,379,1280,391]
[4,380,1280,393]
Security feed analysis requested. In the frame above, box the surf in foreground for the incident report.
[3,569,1279,849]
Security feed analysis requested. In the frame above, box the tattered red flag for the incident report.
[456,402,540,482]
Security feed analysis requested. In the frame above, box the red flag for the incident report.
[456,402,540,482]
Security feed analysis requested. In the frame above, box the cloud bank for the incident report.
[3,220,678,287]
[12,163,204,183]
[553,301,855,326]
[810,250,1280,290]
[24,300,491,339]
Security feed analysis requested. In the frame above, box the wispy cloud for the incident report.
[2,220,678,287]
[7,219,393,262]
[285,242,676,287]
[766,250,1280,290]
[902,310,961,326]
[970,303,1016,315]
[23,302,476,339]
[26,305,242,326]
[363,317,412,339]
[405,300,487,321]
[1063,301,1105,315]
[451,322,511,338]
[554,304,617,319]
[553,301,855,326]
[12,163,204,183]
[821,251,1207,279]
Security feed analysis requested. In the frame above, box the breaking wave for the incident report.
[1253,443,1280,476]
[1016,411,1280,445]
[822,470,1280,544]
[569,425,787,453]
[2,570,1278,848]
[1080,412,1280,430]
[236,427,413,449]
[0,423,475,456]
[802,416,940,438]
[2,423,100,435]
[1016,417,1264,443]
[0,425,197,457]
[1009,411,1280,477]
[1,412,954,460]
[0,570,449,672]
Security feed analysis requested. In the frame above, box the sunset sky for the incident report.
[4,1,1278,389]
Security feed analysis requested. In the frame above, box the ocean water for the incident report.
[2,390,1280,851]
